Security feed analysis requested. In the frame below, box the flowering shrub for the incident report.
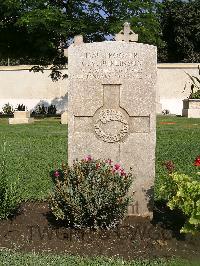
[49,156,133,228]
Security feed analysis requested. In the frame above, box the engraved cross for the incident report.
[74,84,150,143]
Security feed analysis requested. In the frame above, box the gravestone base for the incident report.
[182,99,200,118]
[9,111,34,124]
[61,111,68,124]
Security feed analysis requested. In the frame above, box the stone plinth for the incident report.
[61,111,68,124]
[9,111,34,124]
[182,99,200,118]
[68,36,157,217]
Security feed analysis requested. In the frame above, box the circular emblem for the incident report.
[94,109,129,143]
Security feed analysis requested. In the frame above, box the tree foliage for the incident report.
[0,0,162,66]
[98,0,163,47]
[159,0,200,62]
[1,0,199,66]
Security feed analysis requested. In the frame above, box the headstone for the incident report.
[9,111,34,124]
[68,23,157,217]
[61,111,68,124]
[182,99,200,118]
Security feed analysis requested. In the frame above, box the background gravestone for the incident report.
[68,23,157,217]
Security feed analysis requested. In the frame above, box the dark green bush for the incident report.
[31,104,57,115]
[50,156,133,228]
[35,104,47,115]
[2,103,13,115]
[16,104,26,111]
[47,105,57,115]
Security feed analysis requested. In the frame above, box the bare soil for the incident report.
[0,201,199,261]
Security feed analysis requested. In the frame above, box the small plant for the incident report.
[156,160,177,201]
[49,156,133,228]
[2,103,13,115]
[47,104,57,115]
[16,104,26,111]
[167,173,200,234]
[185,65,200,99]
[158,158,200,234]
[0,144,21,219]
[162,109,170,115]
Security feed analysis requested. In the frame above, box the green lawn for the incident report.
[0,251,198,266]
[1,116,200,201]
[155,115,200,199]
[156,115,200,174]
[0,117,67,200]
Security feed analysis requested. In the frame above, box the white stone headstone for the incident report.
[9,111,34,124]
[68,26,157,217]
[61,111,68,124]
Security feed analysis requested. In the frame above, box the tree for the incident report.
[0,0,164,73]
[159,0,200,62]
[92,0,163,47]
[0,0,69,65]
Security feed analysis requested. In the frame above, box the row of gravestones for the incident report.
[9,23,157,217]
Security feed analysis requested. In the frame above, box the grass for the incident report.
[0,251,199,266]
[0,117,67,201]
[156,116,200,174]
[1,115,200,201]
[0,116,200,265]
[155,115,200,199]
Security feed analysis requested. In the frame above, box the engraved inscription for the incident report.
[94,109,129,143]
[75,51,143,80]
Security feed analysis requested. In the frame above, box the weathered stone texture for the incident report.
[61,111,68,124]
[68,40,157,217]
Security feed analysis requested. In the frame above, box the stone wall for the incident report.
[0,63,199,115]
[0,65,68,113]
[157,63,200,115]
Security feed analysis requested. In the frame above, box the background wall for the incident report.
[0,66,68,113]
[0,63,199,115]
[157,63,199,115]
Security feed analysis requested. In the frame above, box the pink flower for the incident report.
[84,155,92,162]
[120,169,127,177]
[106,159,113,165]
[114,163,121,170]
[54,171,60,177]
